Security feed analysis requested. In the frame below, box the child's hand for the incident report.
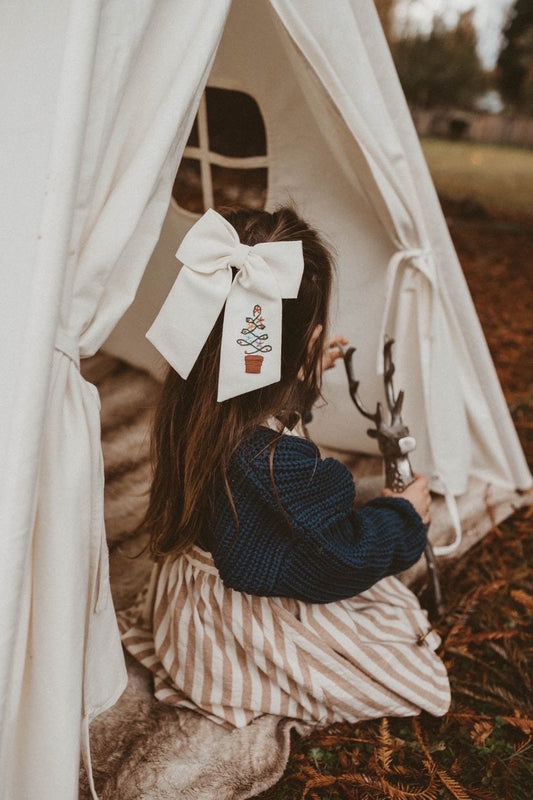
[323,335,349,370]
[382,474,431,525]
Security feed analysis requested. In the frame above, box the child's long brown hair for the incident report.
[145,206,334,559]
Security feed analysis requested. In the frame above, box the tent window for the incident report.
[172,88,268,214]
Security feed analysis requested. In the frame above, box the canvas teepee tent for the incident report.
[0,1,530,798]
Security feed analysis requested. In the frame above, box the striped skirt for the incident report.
[118,546,450,728]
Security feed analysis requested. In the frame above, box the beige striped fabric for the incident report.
[118,546,450,728]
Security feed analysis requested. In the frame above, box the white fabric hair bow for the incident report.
[146,209,304,402]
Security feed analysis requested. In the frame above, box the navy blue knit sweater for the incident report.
[201,427,427,603]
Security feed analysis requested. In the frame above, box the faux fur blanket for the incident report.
[82,652,309,799]
[79,351,524,799]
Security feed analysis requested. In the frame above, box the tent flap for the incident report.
[0,1,231,797]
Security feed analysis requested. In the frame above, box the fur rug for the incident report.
[79,351,527,799]
[81,652,309,799]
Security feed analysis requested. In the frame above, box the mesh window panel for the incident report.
[173,89,268,214]
[206,87,266,157]
[172,158,203,213]
[212,165,267,211]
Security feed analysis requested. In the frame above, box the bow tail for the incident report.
[217,279,282,403]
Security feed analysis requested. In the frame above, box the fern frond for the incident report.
[301,773,336,798]
[470,720,494,747]
[504,716,533,735]
[342,771,438,800]
[377,717,394,772]
[436,768,473,800]
[510,589,533,613]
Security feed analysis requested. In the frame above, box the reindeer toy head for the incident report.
[342,339,416,493]
[340,337,444,617]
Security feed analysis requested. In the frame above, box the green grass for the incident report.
[420,138,533,217]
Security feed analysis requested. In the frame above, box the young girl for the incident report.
[119,206,450,728]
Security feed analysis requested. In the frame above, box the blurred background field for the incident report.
[421,137,533,217]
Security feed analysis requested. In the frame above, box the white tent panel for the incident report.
[1,1,231,798]
[0,2,103,790]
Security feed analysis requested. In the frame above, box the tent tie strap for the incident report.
[377,246,434,374]
[433,486,462,557]
[55,329,80,369]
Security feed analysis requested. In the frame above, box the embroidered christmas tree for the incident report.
[236,304,272,373]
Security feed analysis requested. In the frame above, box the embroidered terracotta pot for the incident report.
[244,354,264,374]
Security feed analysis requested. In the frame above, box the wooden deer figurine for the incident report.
[341,338,444,617]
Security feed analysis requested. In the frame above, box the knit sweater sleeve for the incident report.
[268,436,427,602]
[211,430,427,603]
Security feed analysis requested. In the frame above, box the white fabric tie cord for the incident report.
[147,209,304,402]
[434,484,463,556]
[54,329,80,369]
[377,246,434,374]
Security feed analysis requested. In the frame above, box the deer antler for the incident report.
[383,338,404,424]
[343,347,382,426]
[345,339,404,427]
